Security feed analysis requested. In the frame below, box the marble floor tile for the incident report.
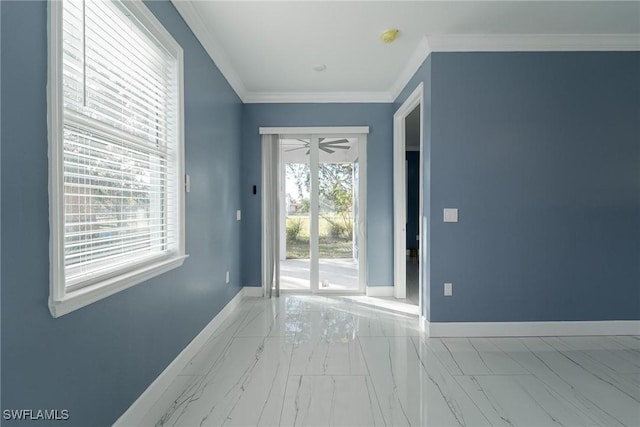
[140,295,640,427]
[234,305,300,339]
[180,310,250,375]
[360,336,490,426]
[541,336,640,400]
[138,375,202,427]
[352,309,421,337]
[438,338,529,376]
[290,312,366,376]
[518,337,639,426]
[289,337,367,376]
[280,375,384,426]
[546,336,640,373]
[148,337,292,426]
[455,374,599,426]
[489,337,628,426]
[421,338,465,376]
[611,335,640,350]
[274,294,354,313]
[294,309,357,343]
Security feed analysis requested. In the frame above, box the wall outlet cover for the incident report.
[443,208,458,223]
[444,282,453,296]
[236,210,241,221]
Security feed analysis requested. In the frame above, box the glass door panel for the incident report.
[280,138,311,290]
[278,134,365,294]
[317,137,359,292]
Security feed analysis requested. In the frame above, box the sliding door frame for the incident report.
[260,127,368,296]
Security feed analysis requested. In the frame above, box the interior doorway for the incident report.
[260,128,368,296]
[393,84,424,311]
[405,107,420,306]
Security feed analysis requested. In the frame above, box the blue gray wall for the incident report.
[1,1,243,425]
[397,52,640,322]
[241,103,395,288]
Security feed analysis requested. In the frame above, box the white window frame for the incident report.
[48,0,187,317]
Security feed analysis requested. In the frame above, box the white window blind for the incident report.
[60,0,180,290]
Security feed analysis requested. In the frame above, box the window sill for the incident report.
[48,255,189,318]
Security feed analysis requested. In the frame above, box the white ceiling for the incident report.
[172,1,640,103]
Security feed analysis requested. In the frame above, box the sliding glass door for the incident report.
[280,138,311,290]
[279,134,366,294]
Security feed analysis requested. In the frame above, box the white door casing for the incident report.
[393,83,424,313]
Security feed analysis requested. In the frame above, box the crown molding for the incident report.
[427,34,640,53]
[170,0,248,101]
[243,91,393,104]
[389,36,432,102]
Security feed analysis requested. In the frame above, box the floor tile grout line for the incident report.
[356,336,390,426]
[518,337,629,426]
[277,305,300,427]
[410,336,494,427]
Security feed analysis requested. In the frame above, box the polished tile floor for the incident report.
[140,295,640,426]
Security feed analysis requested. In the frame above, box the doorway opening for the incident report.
[261,128,368,296]
[393,83,424,312]
[405,106,420,306]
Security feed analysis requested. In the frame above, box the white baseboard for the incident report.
[113,287,251,426]
[365,286,394,297]
[424,320,640,338]
[243,286,263,297]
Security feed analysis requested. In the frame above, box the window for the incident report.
[48,0,186,317]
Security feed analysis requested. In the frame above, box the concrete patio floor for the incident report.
[280,258,358,291]
[280,257,419,307]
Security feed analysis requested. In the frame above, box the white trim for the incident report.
[365,286,394,297]
[309,136,320,293]
[244,91,392,104]
[389,36,432,102]
[424,320,640,338]
[357,135,368,294]
[113,288,251,427]
[426,34,640,53]
[170,0,248,101]
[125,1,182,54]
[260,127,369,135]
[48,0,65,303]
[421,316,428,334]
[48,0,186,317]
[48,256,188,318]
[393,83,424,308]
[243,286,264,297]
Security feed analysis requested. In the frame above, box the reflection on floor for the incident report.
[140,295,640,427]
[280,258,358,291]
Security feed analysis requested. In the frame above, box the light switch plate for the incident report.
[443,208,458,222]
[185,174,191,193]
[236,210,241,221]
[226,271,230,284]
[444,282,453,296]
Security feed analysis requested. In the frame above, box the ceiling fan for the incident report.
[285,138,350,155]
